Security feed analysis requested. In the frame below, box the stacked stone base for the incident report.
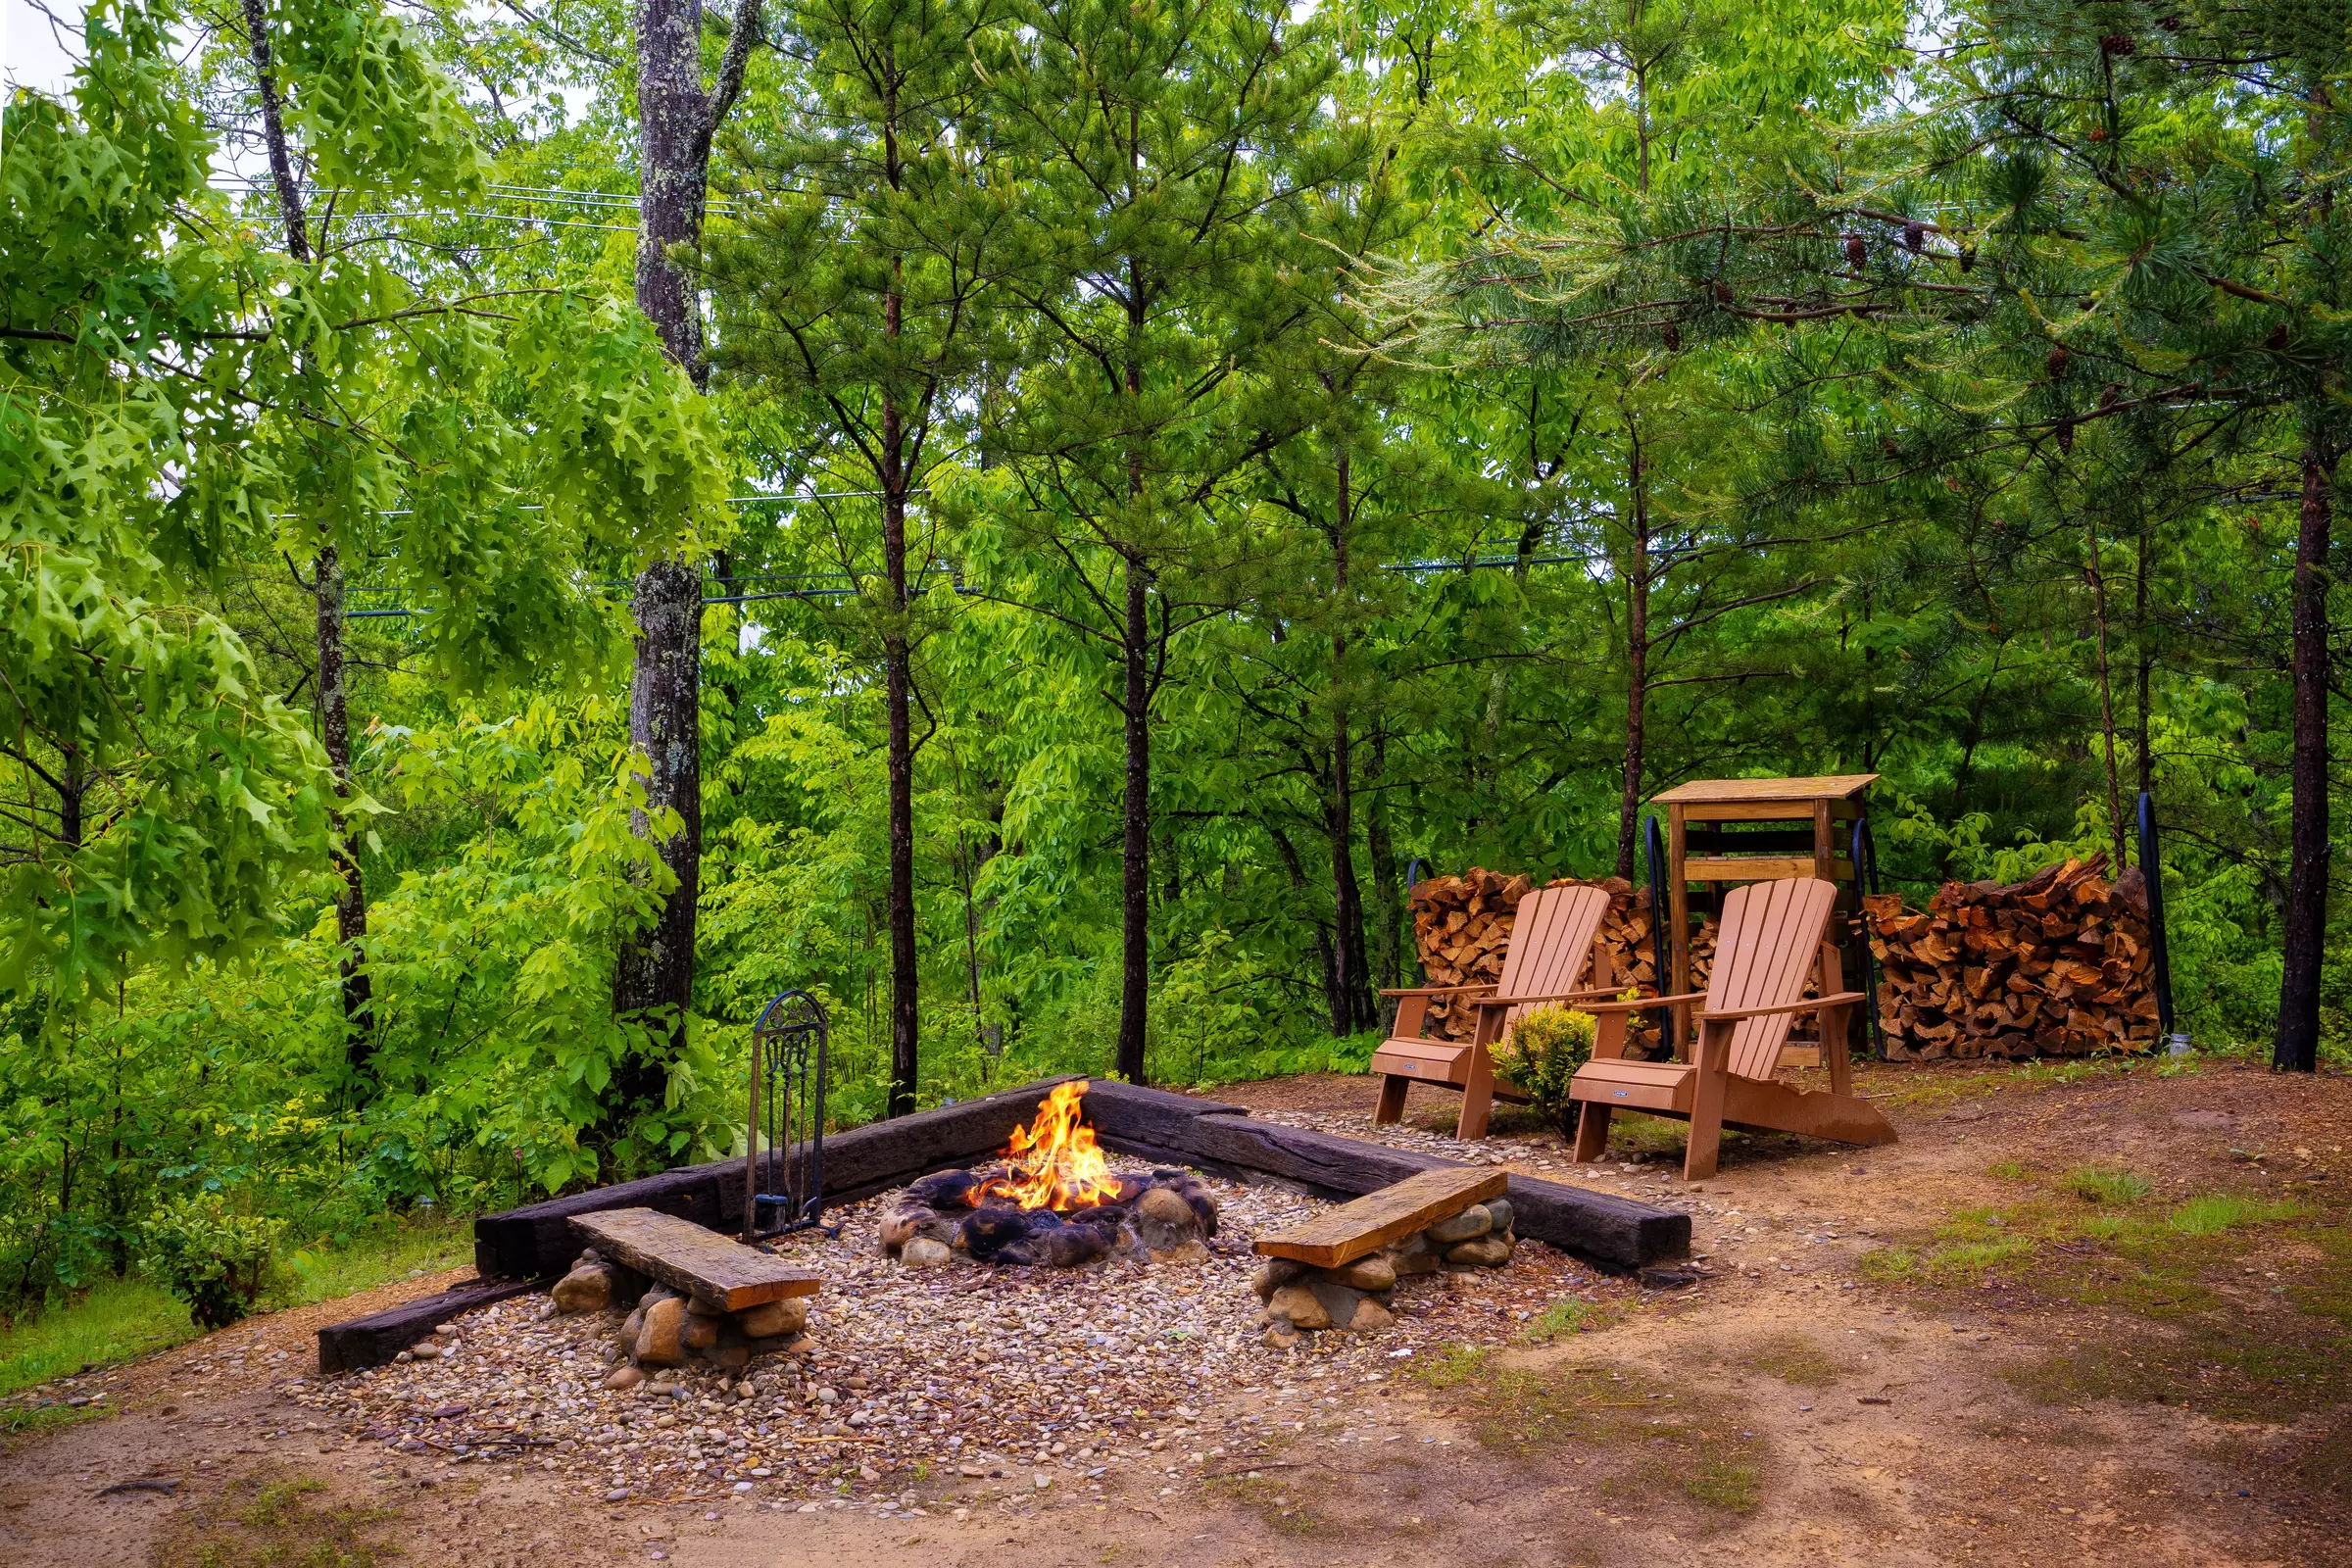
[549,1248,814,1390]
[1250,1199,1518,1350]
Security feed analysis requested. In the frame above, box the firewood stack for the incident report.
[1865,855,2162,1060]
[1407,869,1713,1051]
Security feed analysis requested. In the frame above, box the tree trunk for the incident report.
[1327,451,1373,1035]
[1365,725,1401,996]
[2274,448,2332,1073]
[1117,550,1152,1084]
[240,0,373,1072]
[2134,514,2154,797]
[2084,516,2129,867]
[882,392,919,1117]
[1115,244,1151,1086]
[1614,430,1649,880]
[612,561,705,1100]
[611,0,760,1102]
[315,544,373,1066]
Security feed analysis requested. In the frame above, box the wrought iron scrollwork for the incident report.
[744,990,833,1243]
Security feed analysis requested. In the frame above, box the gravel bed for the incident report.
[295,1167,1612,1514]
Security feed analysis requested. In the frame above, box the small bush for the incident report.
[2064,1166,2152,1204]
[1492,1005,1597,1126]
[140,1195,286,1329]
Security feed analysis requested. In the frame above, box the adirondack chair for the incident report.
[1370,883,1618,1142]
[1563,877,1894,1180]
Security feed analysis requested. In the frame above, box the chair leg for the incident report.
[1684,1022,1731,1181]
[1573,1102,1612,1161]
[1374,1074,1408,1126]
[1458,1053,1495,1141]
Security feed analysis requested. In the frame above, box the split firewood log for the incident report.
[1864,855,2161,1061]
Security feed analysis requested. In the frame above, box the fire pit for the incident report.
[878,1083,1217,1269]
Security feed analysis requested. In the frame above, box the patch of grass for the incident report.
[2007,1321,2349,1421]
[2165,1195,2302,1237]
[0,1216,470,1400]
[1858,1234,2033,1288]
[0,1276,194,1399]
[279,1217,471,1307]
[0,1397,105,1444]
[1987,1157,2037,1181]
[1414,1349,1762,1516]
[158,1472,398,1568]
[1526,1298,1621,1342]
[2063,1166,2152,1204]
[1738,1334,1838,1389]
[1684,1457,1761,1511]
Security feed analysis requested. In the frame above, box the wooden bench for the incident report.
[1252,1167,1508,1268]
[570,1207,823,1310]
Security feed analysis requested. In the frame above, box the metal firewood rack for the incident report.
[743,990,834,1244]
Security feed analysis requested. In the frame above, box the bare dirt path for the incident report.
[4,1058,2345,1568]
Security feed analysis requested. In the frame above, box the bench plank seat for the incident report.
[571,1206,822,1311]
[1252,1167,1508,1268]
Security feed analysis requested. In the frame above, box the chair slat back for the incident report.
[1494,884,1612,1032]
[1703,878,1838,1080]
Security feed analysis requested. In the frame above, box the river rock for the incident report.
[1347,1297,1396,1333]
[683,1313,720,1350]
[1266,1283,1331,1331]
[603,1364,645,1392]
[635,1297,688,1366]
[903,1237,954,1268]
[1484,1198,1514,1235]
[1253,1257,1307,1299]
[1429,1205,1493,1245]
[615,1306,645,1353]
[1149,1239,1210,1267]
[1328,1254,1396,1292]
[552,1262,614,1314]
[1446,1234,1514,1268]
[1306,1279,1368,1329]
[1133,1187,1200,1251]
[880,1207,937,1255]
[1385,1233,1441,1277]
[736,1298,809,1339]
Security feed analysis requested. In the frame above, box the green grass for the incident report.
[0,1216,471,1399]
[2164,1195,2301,1237]
[2063,1165,2152,1204]
[0,1276,195,1398]
[1526,1298,1621,1341]
[1736,1334,1839,1389]
[159,1472,397,1568]
[1415,1348,1763,1517]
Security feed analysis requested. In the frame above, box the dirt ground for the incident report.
[4,1056,2347,1568]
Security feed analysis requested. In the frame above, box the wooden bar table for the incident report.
[1652,774,1878,1054]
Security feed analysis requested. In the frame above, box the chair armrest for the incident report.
[1561,991,1707,1015]
[1696,992,1867,1024]
[1379,984,1497,999]
[1470,985,1626,1010]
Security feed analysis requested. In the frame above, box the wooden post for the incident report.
[1667,802,1690,1056]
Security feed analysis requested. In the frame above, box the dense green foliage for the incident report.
[1,0,2342,1314]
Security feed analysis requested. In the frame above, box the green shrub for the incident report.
[139,1196,286,1329]
[1492,1005,1597,1127]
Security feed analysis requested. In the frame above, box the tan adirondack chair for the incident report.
[1370,883,1618,1142]
[1566,877,1894,1180]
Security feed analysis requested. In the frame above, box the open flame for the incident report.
[970,1081,1123,1211]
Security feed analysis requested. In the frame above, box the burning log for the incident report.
[1866,855,2162,1060]
[876,1084,1219,1269]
